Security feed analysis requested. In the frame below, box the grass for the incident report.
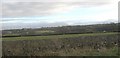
[2,34,20,36]
[2,32,118,41]
[35,30,55,34]
[2,32,119,56]
[57,47,119,56]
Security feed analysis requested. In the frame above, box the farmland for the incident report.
[2,23,119,56]
[2,32,117,41]
[2,32,119,56]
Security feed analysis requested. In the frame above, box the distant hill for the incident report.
[2,23,119,37]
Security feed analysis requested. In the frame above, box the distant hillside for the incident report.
[2,23,119,37]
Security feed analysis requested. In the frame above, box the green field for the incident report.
[2,32,118,41]
[2,32,119,56]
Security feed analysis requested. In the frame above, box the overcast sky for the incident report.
[1,0,120,30]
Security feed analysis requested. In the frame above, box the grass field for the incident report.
[2,32,119,56]
[2,32,118,41]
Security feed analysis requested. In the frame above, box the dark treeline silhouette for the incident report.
[2,23,119,37]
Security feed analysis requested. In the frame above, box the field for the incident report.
[2,32,119,56]
[2,32,117,41]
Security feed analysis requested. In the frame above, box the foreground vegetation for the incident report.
[2,33,119,56]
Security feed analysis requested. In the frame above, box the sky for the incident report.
[1,0,120,30]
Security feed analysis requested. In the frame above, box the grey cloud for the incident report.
[2,0,112,17]
[3,2,57,17]
[2,0,112,3]
[2,22,68,30]
[2,18,22,21]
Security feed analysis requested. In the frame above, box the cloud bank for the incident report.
[2,0,115,17]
